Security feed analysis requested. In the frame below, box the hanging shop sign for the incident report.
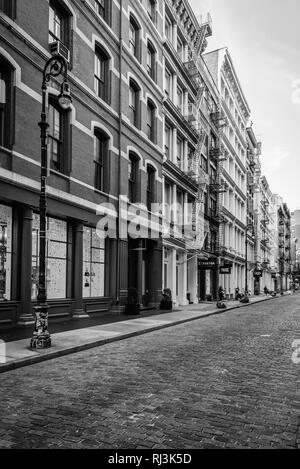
[253,269,263,278]
[220,266,231,274]
[198,259,216,269]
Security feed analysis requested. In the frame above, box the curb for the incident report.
[0,296,276,374]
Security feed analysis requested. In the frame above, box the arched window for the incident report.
[94,45,110,103]
[94,129,109,192]
[147,99,156,143]
[49,0,72,52]
[48,96,71,174]
[147,40,156,82]
[129,14,140,60]
[0,56,14,149]
[146,165,156,210]
[93,0,111,25]
[128,153,139,203]
[129,79,140,128]
[147,0,156,23]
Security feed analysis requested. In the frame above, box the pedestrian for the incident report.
[264,286,269,295]
[218,286,225,301]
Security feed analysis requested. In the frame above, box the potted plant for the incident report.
[125,288,140,315]
[160,288,173,310]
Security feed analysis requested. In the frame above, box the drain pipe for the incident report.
[116,0,123,306]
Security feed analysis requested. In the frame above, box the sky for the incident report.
[189,0,300,211]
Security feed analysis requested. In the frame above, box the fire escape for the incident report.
[260,196,270,270]
[175,8,213,251]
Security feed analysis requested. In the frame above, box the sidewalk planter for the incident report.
[124,288,140,315]
[160,288,173,310]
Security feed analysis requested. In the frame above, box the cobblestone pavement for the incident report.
[0,295,299,449]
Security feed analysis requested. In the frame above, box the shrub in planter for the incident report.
[125,288,140,315]
[160,288,173,310]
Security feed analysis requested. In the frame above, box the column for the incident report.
[171,248,177,306]
[180,253,188,305]
[73,221,89,319]
[188,256,198,303]
[17,207,34,326]
[137,238,143,305]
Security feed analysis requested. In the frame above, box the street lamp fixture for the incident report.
[30,55,71,349]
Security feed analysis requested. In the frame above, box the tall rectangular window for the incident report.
[147,41,156,81]
[129,81,139,127]
[147,0,155,22]
[164,68,172,98]
[147,100,155,142]
[0,0,16,19]
[176,137,183,169]
[49,4,62,43]
[0,204,12,301]
[128,155,138,203]
[129,15,139,59]
[94,131,108,192]
[164,125,171,160]
[94,47,109,102]
[83,227,105,298]
[32,215,68,299]
[48,103,62,172]
[0,60,13,149]
[94,0,105,18]
[146,166,155,210]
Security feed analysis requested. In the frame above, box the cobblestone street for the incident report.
[0,295,299,449]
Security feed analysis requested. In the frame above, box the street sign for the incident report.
[220,266,231,274]
[253,269,263,277]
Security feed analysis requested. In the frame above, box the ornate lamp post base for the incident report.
[30,304,51,349]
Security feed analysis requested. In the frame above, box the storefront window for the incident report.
[32,214,68,299]
[83,226,105,297]
[0,204,12,301]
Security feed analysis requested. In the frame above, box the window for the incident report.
[201,154,208,172]
[147,99,156,142]
[164,125,171,160]
[94,46,110,103]
[48,97,70,174]
[0,0,16,19]
[164,68,172,98]
[165,15,172,43]
[146,165,155,210]
[177,86,183,113]
[94,130,109,192]
[0,57,13,149]
[177,37,183,61]
[129,80,140,128]
[32,215,69,300]
[128,154,139,203]
[147,41,156,81]
[176,137,183,169]
[49,1,71,55]
[83,226,105,298]
[147,0,156,22]
[0,204,12,301]
[129,15,140,60]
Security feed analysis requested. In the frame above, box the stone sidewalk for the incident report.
[0,294,281,374]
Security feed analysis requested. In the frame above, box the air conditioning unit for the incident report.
[49,40,70,64]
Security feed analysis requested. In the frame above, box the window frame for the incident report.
[129,15,140,60]
[94,45,110,104]
[146,99,156,143]
[146,165,156,210]
[147,0,156,23]
[128,153,139,203]
[94,129,109,192]
[48,96,71,175]
[0,0,16,19]
[147,40,156,82]
[0,57,14,149]
[129,80,140,128]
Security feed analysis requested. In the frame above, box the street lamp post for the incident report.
[30,55,71,349]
